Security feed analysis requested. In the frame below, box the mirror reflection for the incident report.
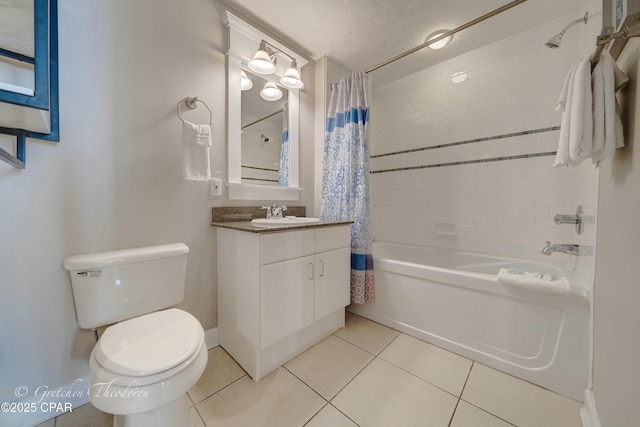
[241,71,289,186]
[0,0,35,95]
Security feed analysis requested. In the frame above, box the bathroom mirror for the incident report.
[223,11,307,200]
[241,71,288,186]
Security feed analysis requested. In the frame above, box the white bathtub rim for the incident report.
[374,257,589,308]
[372,243,589,304]
[372,240,575,271]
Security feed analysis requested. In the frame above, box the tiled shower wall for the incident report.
[370,12,598,265]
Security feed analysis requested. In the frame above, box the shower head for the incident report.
[545,12,588,49]
[545,33,564,49]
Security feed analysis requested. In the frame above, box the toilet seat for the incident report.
[92,308,204,386]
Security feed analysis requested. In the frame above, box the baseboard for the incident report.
[580,388,601,427]
[204,326,219,349]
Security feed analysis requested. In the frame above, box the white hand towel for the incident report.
[553,56,592,167]
[553,61,578,167]
[182,120,212,181]
[497,268,571,295]
[591,50,628,164]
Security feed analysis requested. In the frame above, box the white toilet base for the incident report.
[113,394,194,427]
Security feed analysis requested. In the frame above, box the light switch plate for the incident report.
[211,178,222,196]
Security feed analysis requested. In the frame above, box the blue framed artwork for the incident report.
[0,0,59,169]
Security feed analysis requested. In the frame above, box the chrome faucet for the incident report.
[541,241,580,256]
[261,205,287,219]
[271,205,287,218]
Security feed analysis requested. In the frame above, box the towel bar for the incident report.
[177,96,212,125]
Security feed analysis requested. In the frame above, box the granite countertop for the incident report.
[211,207,351,233]
[212,220,353,233]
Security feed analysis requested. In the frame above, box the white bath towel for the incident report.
[497,268,571,295]
[553,56,592,167]
[591,50,628,165]
[182,120,212,181]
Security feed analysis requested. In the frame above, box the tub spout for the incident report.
[541,241,579,256]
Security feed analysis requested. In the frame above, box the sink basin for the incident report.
[251,217,321,227]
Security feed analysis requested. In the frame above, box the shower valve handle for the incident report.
[554,214,580,225]
[553,205,584,234]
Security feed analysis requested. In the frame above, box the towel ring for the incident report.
[177,96,212,125]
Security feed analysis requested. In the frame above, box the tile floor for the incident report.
[42,312,583,427]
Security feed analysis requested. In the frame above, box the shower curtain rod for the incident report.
[241,109,283,130]
[364,0,527,74]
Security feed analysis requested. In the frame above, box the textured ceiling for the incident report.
[220,0,583,85]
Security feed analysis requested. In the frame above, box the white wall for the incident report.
[0,0,228,424]
[591,38,640,427]
[369,12,601,269]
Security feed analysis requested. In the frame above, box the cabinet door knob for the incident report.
[309,262,314,280]
[319,260,325,277]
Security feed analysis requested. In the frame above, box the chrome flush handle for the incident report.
[77,270,101,278]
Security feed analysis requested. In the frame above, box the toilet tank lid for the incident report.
[63,243,189,271]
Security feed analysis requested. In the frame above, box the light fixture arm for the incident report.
[260,39,297,64]
[259,40,278,65]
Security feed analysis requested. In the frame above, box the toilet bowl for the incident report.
[63,243,208,426]
[88,309,207,426]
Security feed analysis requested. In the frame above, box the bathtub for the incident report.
[349,241,589,401]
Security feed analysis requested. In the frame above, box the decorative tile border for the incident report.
[242,165,279,172]
[370,126,560,159]
[370,152,557,174]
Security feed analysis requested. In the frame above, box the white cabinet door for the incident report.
[315,247,351,321]
[261,255,315,349]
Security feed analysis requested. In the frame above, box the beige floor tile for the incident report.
[462,363,582,427]
[450,401,514,427]
[332,358,458,427]
[54,403,113,427]
[285,335,373,400]
[305,404,359,427]
[190,406,206,427]
[196,367,325,427]
[379,333,472,396]
[34,419,55,427]
[188,346,246,404]
[334,312,399,355]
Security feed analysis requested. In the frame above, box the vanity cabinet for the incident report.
[216,224,351,381]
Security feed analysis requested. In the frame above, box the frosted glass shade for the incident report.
[260,82,283,101]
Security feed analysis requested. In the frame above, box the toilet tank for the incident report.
[63,243,189,329]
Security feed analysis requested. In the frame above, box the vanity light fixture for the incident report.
[240,70,253,91]
[426,30,452,49]
[248,40,305,89]
[260,82,283,101]
[248,40,277,74]
[280,59,304,89]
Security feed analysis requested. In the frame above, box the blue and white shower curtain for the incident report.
[278,103,289,186]
[320,71,374,303]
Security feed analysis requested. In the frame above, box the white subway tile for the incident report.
[369,12,596,263]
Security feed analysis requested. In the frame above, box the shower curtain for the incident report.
[320,71,374,303]
[278,103,289,186]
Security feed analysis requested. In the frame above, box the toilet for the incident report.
[63,243,207,427]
